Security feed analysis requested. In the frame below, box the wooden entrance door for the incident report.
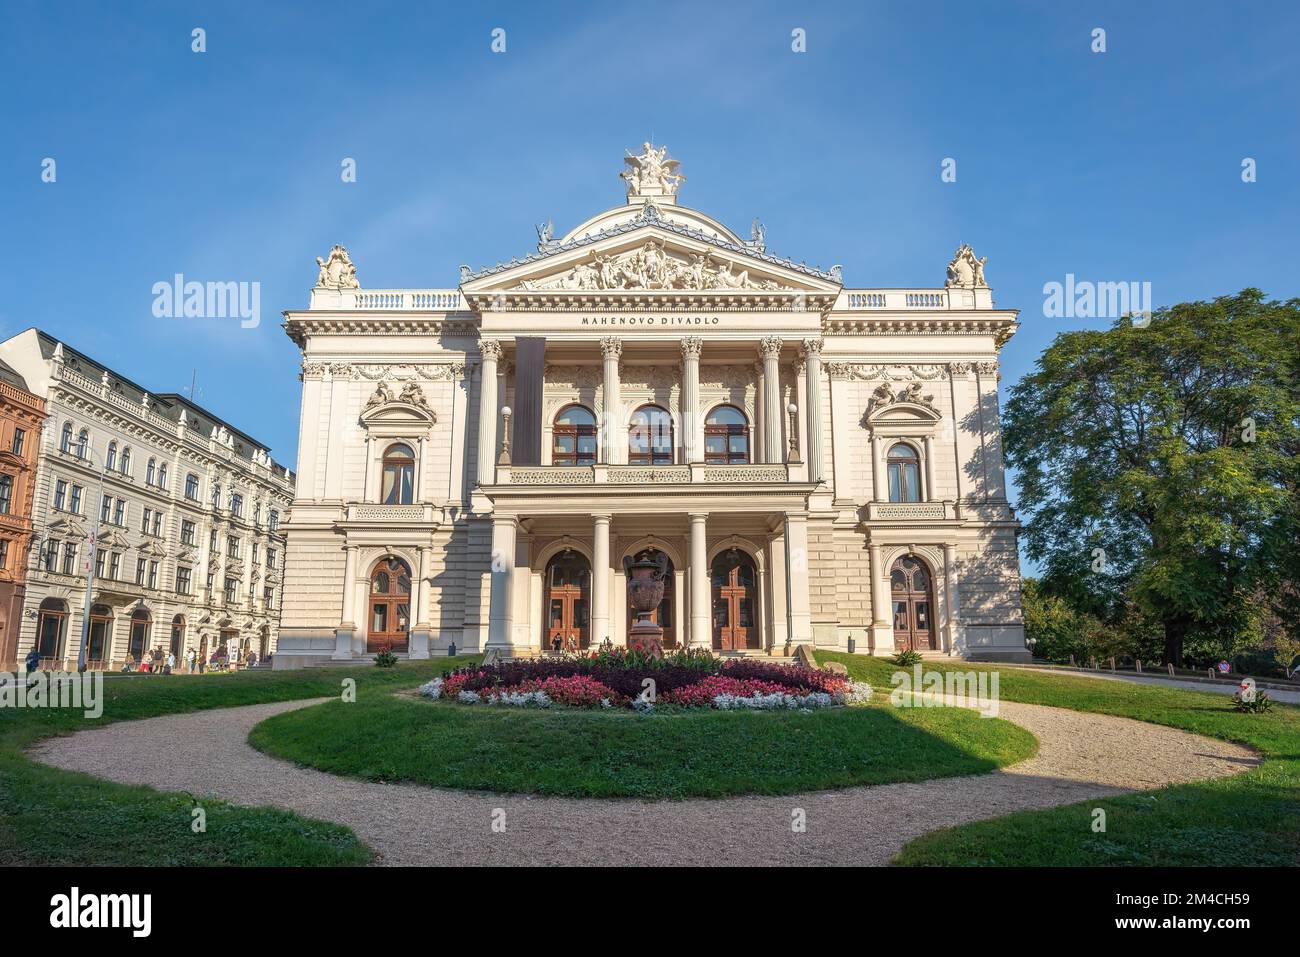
[890,555,935,652]
[623,550,676,648]
[368,558,411,653]
[711,550,757,651]
[87,605,113,666]
[545,551,590,651]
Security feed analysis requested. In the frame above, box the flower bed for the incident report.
[419,646,872,712]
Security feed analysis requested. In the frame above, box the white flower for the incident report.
[457,690,481,704]
[418,678,445,699]
[846,681,873,705]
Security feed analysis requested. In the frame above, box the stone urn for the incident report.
[624,552,668,646]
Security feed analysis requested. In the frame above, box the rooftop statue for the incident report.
[621,142,685,198]
[315,244,360,289]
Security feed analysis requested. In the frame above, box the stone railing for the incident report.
[840,289,949,310]
[311,288,465,311]
[346,503,437,522]
[866,501,951,521]
[497,463,792,486]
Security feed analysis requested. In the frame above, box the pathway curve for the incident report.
[30,697,1258,866]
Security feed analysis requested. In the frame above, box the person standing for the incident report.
[25,646,40,674]
[166,651,176,675]
[186,647,196,674]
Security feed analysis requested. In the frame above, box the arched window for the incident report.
[382,443,415,504]
[185,473,199,500]
[106,441,117,471]
[88,604,114,664]
[552,405,596,465]
[146,458,156,486]
[887,443,922,503]
[158,464,167,489]
[704,405,750,464]
[76,429,88,458]
[120,447,131,475]
[268,509,279,531]
[368,557,411,652]
[60,422,73,453]
[0,475,11,515]
[128,607,152,661]
[628,405,674,465]
[36,597,69,662]
[230,492,243,517]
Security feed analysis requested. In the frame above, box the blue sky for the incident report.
[2,0,1297,488]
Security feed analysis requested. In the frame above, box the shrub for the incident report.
[892,649,923,667]
[1232,689,1273,713]
[373,645,398,668]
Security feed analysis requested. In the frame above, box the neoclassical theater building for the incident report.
[277,145,1027,666]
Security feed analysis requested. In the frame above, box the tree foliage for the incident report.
[1005,290,1300,665]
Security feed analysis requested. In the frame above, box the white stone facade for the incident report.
[277,147,1027,666]
[0,329,294,669]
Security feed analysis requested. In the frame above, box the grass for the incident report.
[814,651,1300,866]
[247,688,1036,799]
[0,657,478,866]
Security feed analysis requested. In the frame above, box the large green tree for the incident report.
[1004,289,1299,666]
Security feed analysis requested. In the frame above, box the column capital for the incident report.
[600,336,623,360]
[592,513,613,524]
[687,511,709,523]
[479,339,503,362]
[758,336,783,360]
[680,336,704,360]
[801,337,824,357]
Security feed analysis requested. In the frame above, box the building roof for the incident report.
[30,328,294,481]
[0,357,32,393]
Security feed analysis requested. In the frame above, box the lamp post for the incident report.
[75,449,110,674]
[498,405,512,465]
[786,402,802,464]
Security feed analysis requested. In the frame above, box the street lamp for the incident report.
[74,448,110,674]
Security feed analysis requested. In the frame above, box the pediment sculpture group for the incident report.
[365,379,432,412]
[871,380,939,413]
[518,239,792,292]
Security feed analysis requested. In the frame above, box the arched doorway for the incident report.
[711,549,757,651]
[367,557,411,653]
[890,554,935,652]
[35,598,68,664]
[545,550,591,651]
[219,623,240,664]
[87,604,114,666]
[128,608,152,661]
[623,549,675,648]
[169,615,185,659]
[258,625,270,660]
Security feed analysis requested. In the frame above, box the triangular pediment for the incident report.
[461,198,841,311]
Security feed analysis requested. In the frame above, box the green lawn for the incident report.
[247,688,1036,799]
[0,658,478,866]
[815,651,1300,866]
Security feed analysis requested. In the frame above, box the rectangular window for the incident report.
[206,571,215,593]
[136,557,147,585]
[209,529,217,552]
[70,485,82,515]
[11,428,24,456]
[141,507,152,534]
[227,536,239,560]
[43,539,58,571]
[230,493,243,518]
[0,539,8,569]
[251,543,259,565]
[113,499,125,526]
[181,520,196,546]
[101,495,112,523]
[224,577,238,603]
[263,586,274,609]
[148,561,159,590]
[54,480,67,511]
[62,542,77,576]
[177,565,192,595]
[95,549,106,578]
[268,510,279,531]
[267,548,277,570]
[109,552,121,581]
[152,511,162,537]
[0,475,13,515]
[185,474,200,500]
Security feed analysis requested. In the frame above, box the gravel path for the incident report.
[30,698,1258,866]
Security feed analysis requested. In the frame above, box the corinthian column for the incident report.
[475,339,502,486]
[680,337,703,463]
[600,336,623,465]
[802,338,824,482]
[759,337,784,463]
